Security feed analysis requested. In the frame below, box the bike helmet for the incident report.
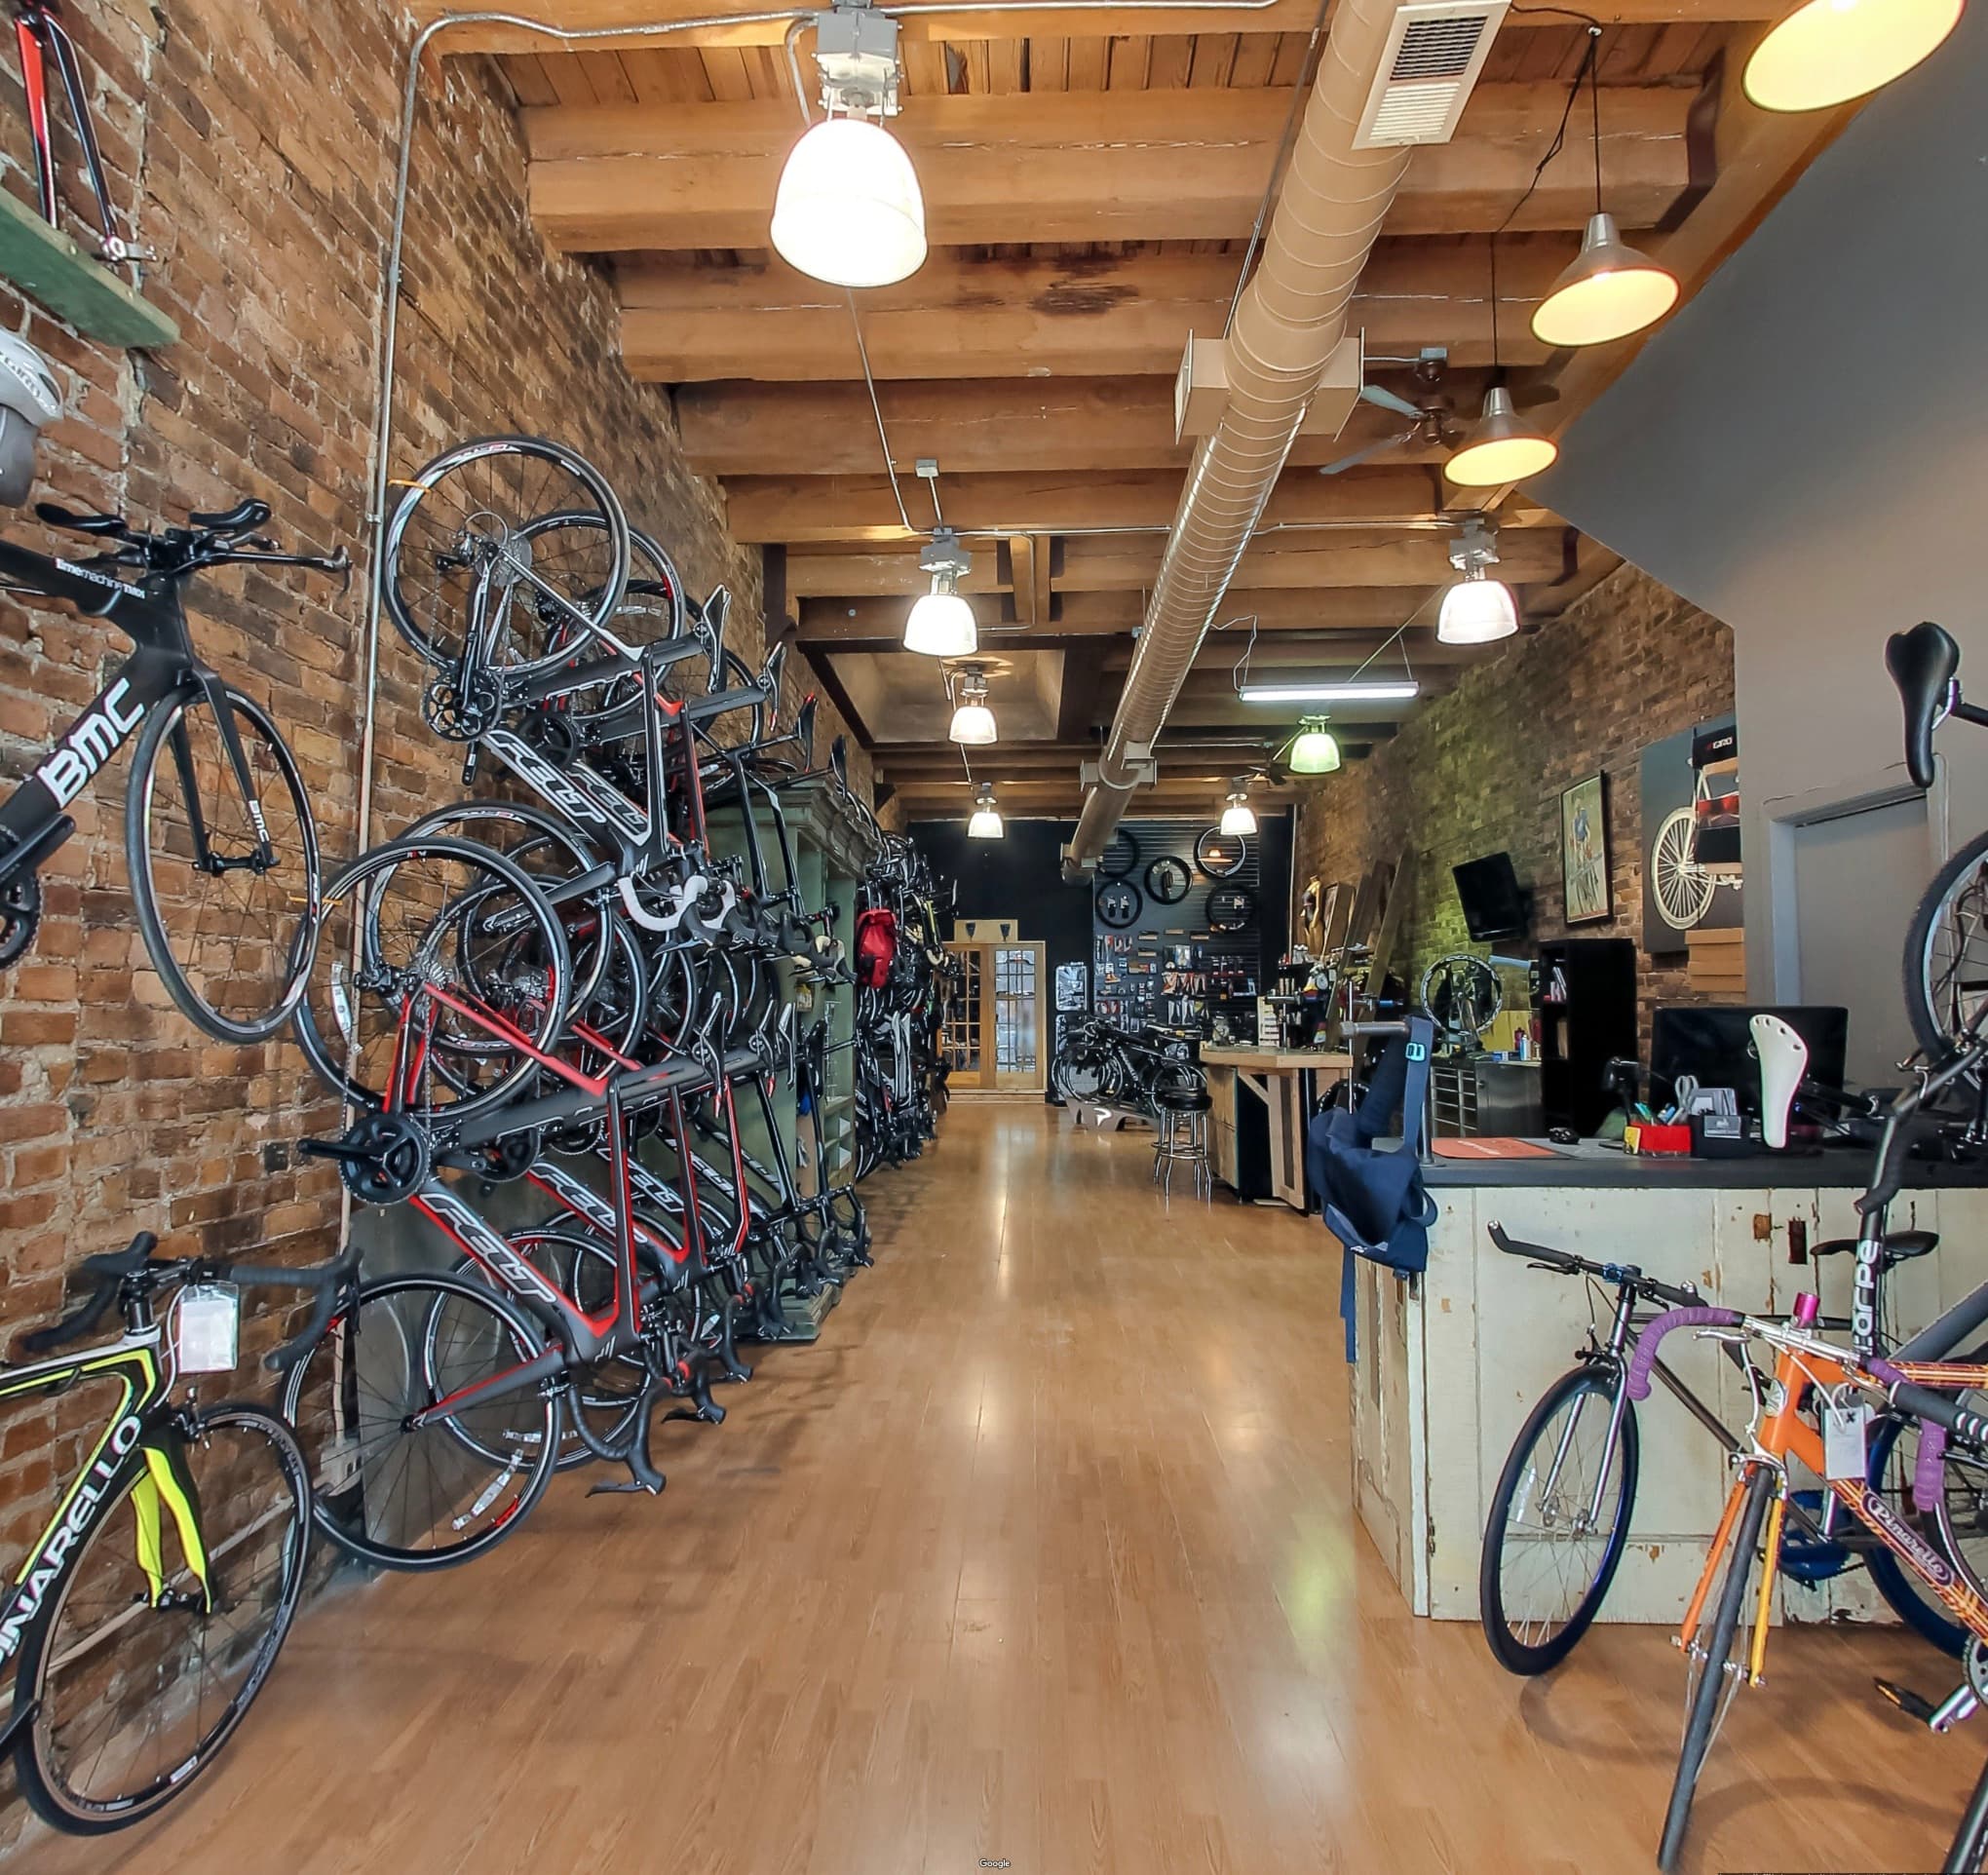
[0,330,61,507]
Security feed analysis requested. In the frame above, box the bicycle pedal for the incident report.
[1874,1676,1942,1726]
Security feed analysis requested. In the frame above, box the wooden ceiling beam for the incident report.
[628,244,1570,381]
[723,464,1523,543]
[789,526,1567,594]
[798,587,1439,640]
[677,372,1480,478]
[532,85,1692,253]
[422,0,1778,55]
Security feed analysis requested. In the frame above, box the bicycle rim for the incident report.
[15,1405,309,1832]
[127,685,321,1044]
[1907,830,1988,1061]
[1480,1366,1637,1673]
[282,1273,559,1570]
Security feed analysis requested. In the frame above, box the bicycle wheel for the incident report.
[1904,824,1988,1062]
[1659,1466,1775,1872]
[1947,1752,1988,1872]
[292,836,571,1121]
[1479,1363,1639,1674]
[125,683,320,1044]
[1867,1411,1988,1657]
[281,1271,559,1571]
[12,1402,309,1833]
[1651,806,1714,932]
[382,436,631,677]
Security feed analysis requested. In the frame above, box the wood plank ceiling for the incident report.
[432,0,1847,822]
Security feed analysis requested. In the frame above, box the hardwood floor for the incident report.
[23,1103,1988,1872]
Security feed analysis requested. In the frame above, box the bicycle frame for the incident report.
[0,538,275,884]
[0,1331,211,1753]
[1683,1323,1988,1688]
[13,2,130,267]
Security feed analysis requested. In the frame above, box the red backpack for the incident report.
[855,906,898,988]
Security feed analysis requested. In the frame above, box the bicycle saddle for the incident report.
[1811,1229,1937,1263]
[1887,621,1959,790]
[188,497,272,535]
[36,500,125,535]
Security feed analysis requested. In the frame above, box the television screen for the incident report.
[1453,853,1529,941]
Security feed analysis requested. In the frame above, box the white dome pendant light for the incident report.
[1531,37,1678,349]
[967,784,1004,839]
[771,8,927,289]
[1438,517,1519,645]
[948,666,997,746]
[904,526,976,655]
[1220,779,1258,838]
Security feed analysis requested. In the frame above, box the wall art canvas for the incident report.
[1560,773,1611,925]
[1638,716,1741,955]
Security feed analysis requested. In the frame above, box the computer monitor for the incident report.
[1650,1005,1849,1116]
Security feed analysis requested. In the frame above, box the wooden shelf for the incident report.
[0,190,176,349]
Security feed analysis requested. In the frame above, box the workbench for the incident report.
[1200,1046,1354,1208]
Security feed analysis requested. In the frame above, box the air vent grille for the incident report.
[1352,1,1509,149]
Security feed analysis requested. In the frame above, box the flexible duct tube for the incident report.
[1067,0,1416,867]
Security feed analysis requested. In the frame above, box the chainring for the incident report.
[421,670,503,743]
[335,1111,433,1206]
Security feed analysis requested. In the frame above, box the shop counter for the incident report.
[1201,1047,1353,1208]
[1346,1142,1988,1626]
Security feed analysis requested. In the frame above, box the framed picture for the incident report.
[1560,772,1611,924]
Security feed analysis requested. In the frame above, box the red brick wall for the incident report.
[0,0,867,1785]
[1290,561,1737,1052]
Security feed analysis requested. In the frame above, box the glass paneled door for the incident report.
[944,940,1045,1093]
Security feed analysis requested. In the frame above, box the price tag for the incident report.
[1823,1401,1868,1481]
[176,1283,240,1374]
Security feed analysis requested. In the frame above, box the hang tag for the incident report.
[176,1283,240,1374]
[1823,1402,1868,1481]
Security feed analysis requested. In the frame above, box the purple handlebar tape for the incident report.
[1915,1423,1949,1515]
[1625,1307,1745,1401]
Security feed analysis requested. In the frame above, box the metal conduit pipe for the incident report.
[1065,0,1417,871]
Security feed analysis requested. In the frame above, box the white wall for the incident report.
[1533,12,1988,1045]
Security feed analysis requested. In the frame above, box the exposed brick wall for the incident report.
[1291,561,1737,1052]
[0,2,868,1812]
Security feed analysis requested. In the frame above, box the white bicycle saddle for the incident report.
[1751,1014,1809,1149]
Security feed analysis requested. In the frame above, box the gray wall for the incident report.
[1533,11,1988,1057]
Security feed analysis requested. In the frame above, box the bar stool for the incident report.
[1151,1082,1213,1201]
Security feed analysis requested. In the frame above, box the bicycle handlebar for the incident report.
[1625,1306,1745,1401]
[1487,1223,1702,1311]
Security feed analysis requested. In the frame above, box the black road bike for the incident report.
[0,499,346,1040]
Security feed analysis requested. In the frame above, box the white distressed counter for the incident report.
[1347,1146,1988,1626]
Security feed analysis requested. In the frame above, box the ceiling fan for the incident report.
[1318,346,1558,478]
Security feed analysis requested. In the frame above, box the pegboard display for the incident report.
[1091,818,1265,1032]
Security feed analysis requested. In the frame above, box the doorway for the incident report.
[944,939,1046,1093]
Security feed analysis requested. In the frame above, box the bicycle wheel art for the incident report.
[1095,879,1141,930]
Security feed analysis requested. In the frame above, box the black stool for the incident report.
[1151,1083,1213,1201]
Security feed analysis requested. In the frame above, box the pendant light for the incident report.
[771,9,926,289]
[1447,237,1558,487]
[1219,779,1258,837]
[904,526,976,656]
[1744,0,1963,111]
[1531,42,1678,349]
[967,784,1004,839]
[1438,518,1519,645]
[1287,718,1342,776]
[948,666,996,746]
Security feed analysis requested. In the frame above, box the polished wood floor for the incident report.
[26,1104,1988,1872]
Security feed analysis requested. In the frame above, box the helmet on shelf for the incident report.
[0,331,61,508]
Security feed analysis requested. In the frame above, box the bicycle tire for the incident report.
[1866,1411,1983,1658]
[282,1271,559,1571]
[292,835,572,1122]
[13,1401,310,1833]
[1946,1752,1988,1872]
[1659,1466,1774,1871]
[125,682,321,1044]
[1478,1362,1639,1675]
[382,436,631,677]
[1903,823,1988,1064]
